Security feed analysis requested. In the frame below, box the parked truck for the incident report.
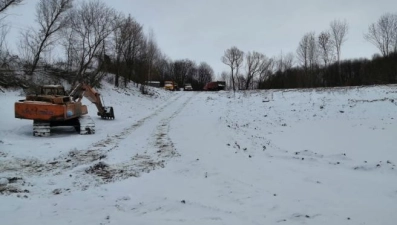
[164,81,178,91]
[203,81,226,91]
[184,83,193,91]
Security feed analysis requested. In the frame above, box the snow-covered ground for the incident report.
[1,83,397,225]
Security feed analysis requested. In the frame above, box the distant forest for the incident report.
[0,0,396,92]
[221,16,397,91]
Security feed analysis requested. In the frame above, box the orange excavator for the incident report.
[14,83,114,137]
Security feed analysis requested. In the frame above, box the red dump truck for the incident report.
[203,81,226,91]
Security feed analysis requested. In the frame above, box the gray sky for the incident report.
[4,0,397,76]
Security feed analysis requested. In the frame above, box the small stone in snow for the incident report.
[347,217,351,220]
[0,178,9,186]
[249,155,252,158]
[181,200,186,204]
[52,189,62,195]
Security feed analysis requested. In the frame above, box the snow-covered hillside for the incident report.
[1,83,396,225]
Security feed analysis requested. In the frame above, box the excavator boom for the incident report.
[70,83,115,119]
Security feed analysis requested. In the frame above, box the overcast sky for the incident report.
[4,0,397,76]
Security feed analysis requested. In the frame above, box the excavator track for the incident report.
[79,115,95,135]
[33,121,51,137]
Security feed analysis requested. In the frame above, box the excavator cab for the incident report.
[41,85,67,96]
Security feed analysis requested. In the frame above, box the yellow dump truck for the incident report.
[164,81,178,91]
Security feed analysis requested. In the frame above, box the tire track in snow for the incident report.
[90,93,184,151]
[154,92,197,158]
[0,92,197,195]
[81,92,198,186]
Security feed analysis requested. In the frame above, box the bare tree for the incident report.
[0,24,11,71]
[297,32,319,87]
[195,62,213,89]
[67,0,117,86]
[275,52,294,72]
[122,14,144,86]
[283,52,294,71]
[0,0,23,14]
[154,53,172,81]
[0,0,23,70]
[297,34,309,70]
[59,23,78,72]
[297,32,318,71]
[222,46,243,92]
[318,31,334,67]
[21,0,73,75]
[145,29,159,84]
[171,59,194,87]
[364,13,397,56]
[111,13,126,87]
[330,19,349,65]
[245,51,262,90]
[308,33,319,70]
[245,51,272,90]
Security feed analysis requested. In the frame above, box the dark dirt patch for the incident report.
[85,162,139,182]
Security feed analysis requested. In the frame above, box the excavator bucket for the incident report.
[98,106,115,119]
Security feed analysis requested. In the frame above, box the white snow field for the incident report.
[1,83,397,225]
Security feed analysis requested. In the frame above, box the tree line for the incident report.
[1,1,396,91]
[0,0,214,91]
[222,14,397,90]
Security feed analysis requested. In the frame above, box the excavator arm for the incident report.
[70,83,115,119]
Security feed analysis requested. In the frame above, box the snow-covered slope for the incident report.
[1,83,396,225]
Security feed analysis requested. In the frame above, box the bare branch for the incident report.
[318,31,334,67]
[23,0,73,74]
[297,32,318,71]
[330,19,349,64]
[364,13,397,56]
[67,0,117,85]
[0,0,23,14]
